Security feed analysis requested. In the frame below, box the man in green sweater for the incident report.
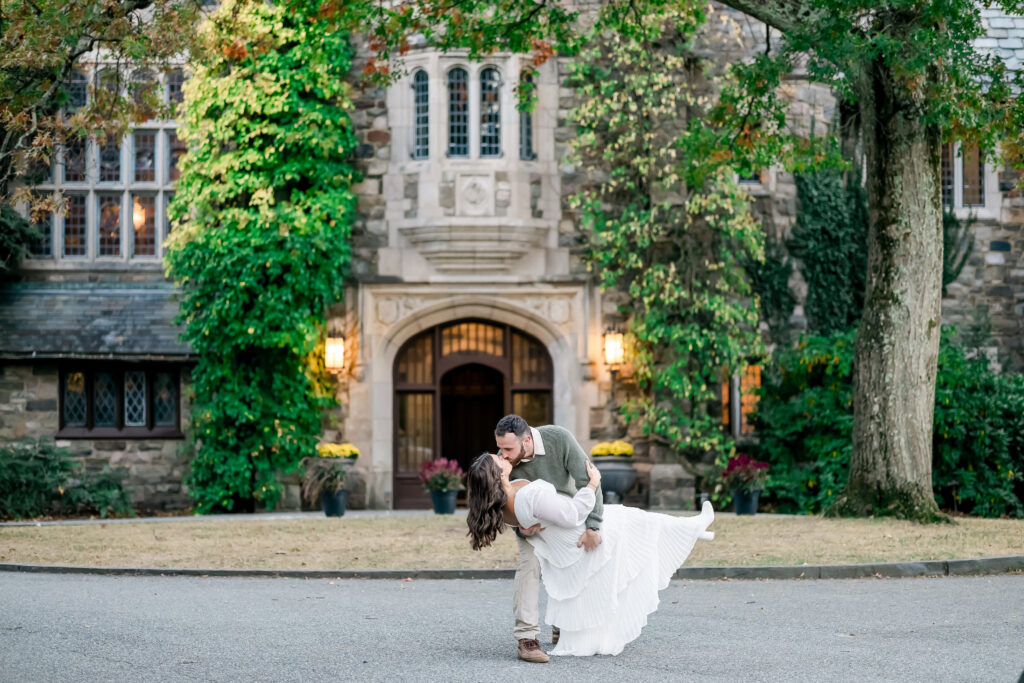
[494,414,604,663]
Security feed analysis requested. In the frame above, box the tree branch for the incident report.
[719,0,812,35]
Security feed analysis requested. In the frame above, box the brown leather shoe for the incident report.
[551,627,560,645]
[517,638,550,663]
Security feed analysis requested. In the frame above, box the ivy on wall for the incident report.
[164,0,359,513]
[787,170,868,335]
[571,14,765,463]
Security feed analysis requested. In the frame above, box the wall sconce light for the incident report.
[604,328,625,397]
[325,334,346,374]
[603,330,624,369]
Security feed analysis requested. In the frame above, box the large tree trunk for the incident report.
[828,60,947,521]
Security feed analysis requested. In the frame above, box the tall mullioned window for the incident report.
[480,68,501,157]
[26,65,183,263]
[519,72,535,161]
[448,68,468,157]
[412,70,429,159]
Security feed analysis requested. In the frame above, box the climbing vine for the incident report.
[571,12,766,463]
[164,0,359,513]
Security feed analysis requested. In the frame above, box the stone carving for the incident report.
[458,175,492,216]
[376,299,398,325]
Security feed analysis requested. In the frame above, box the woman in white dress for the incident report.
[466,452,715,657]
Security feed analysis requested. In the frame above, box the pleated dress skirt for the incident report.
[527,500,715,656]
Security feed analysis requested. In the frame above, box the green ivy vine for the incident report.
[570,15,765,463]
[164,0,359,513]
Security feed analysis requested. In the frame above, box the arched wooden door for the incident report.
[393,319,553,509]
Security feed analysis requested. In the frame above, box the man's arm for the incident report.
[560,428,603,530]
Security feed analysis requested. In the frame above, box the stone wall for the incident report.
[942,194,1024,371]
[0,362,192,512]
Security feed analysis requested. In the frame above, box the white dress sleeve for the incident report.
[523,481,597,529]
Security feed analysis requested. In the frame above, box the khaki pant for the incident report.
[513,535,541,640]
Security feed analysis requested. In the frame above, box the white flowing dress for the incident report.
[513,479,714,656]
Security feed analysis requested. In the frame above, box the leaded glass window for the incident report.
[63,138,87,183]
[132,194,156,257]
[124,371,147,426]
[519,72,535,161]
[412,70,429,159]
[93,372,117,427]
[941,142,954,207]
[168,132,186,181]
[962,143,985,207]
[63,372,87,426]
[63,194,87,257]
[59,366,182,435]
[130,69,157,111]
[134,132,156,182]
[480,68,501,157]
[448,68,468,157]
[67,70,88,112]
[98,194,121,256]
[154,372,177,426]
[167,69,185,108]
[99,139,121,183]
[28,212,52,258]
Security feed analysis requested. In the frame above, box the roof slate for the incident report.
[0,284,191,359]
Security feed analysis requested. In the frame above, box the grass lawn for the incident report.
[1,513,1022,571]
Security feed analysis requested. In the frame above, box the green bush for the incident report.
[933,343,1023,517]
[0,440,134,519]
[751,330,856,514]
[752,329,1024,517]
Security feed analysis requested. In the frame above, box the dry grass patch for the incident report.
[1,513,1021,571]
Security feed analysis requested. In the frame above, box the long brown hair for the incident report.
[466,452,507,550]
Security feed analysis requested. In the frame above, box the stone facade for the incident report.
[2,4,1022,512]
[0,363,192,511]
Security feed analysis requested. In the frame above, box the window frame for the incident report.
[942,141,1001,220]
[411,69,430,160]
[20,64,184,266]
[58,363,184,439]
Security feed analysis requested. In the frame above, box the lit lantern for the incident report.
[325,335,345,373]
[603,330,624,368]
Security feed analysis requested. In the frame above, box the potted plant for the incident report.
[590,440,637,504]
[302,442,359,517]
[720,453,769,515]
[418,458,465,514]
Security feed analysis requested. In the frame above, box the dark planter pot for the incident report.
[430,489,458,514]
[592,456,637,504]
[732,489,760,515]
[322,489,348,517]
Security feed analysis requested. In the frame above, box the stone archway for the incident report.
[392,319,553,508]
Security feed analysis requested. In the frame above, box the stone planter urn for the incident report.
[592,456,638,504]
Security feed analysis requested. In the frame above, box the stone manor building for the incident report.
[1,5,1022,511]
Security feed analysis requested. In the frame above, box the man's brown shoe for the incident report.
[551,627,560,645]
[517,638,550,663]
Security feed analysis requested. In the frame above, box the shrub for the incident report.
[752,329,1024,517]
[0,440,134,520]
[751,330,856,514]
[933,341,1023,518]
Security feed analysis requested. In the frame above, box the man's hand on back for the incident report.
[577,528,602,551]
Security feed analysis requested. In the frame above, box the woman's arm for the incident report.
[529,485,596,528]
[525,463,602,528]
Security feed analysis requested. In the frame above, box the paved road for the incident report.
[0,572,1021,683]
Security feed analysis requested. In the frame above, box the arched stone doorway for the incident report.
[393,319,553,508]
